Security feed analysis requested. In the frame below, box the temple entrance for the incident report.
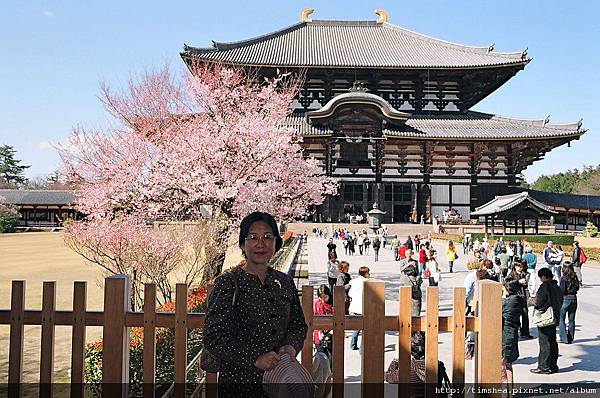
[393,204,412,223]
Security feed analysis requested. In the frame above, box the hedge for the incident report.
[468,233,574,245]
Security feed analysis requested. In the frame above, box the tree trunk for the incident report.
[200,207,232,284]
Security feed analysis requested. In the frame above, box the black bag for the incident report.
[411,280,422,300]
[200,270,239,373]
[437,360,451,397]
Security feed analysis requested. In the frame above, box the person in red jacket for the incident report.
[313,285,334,346]
[418,244,427,275]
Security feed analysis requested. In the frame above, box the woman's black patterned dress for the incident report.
[203,266,307,397]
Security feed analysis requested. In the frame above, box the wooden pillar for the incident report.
[565,209,570,230]
[362,281,385,397]
[503,219,507,235]
[521,218,526,234]
[9,281,25,398]
[484,216,488,237]
[40,281,56,396]
[476,280,502,393]
[535,218,539,235]
[102,275,130,398]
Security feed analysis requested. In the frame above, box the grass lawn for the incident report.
[0,232,105,383]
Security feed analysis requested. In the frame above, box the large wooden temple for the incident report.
[181,9,586,224]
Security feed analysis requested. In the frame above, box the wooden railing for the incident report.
[0,277,502,398]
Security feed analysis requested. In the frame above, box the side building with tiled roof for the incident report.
[182,9,586,224]
[0,189,80,228]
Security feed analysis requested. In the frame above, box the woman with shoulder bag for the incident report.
[559,262,580,344]
[202,212,308,397]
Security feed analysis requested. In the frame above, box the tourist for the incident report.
[515,239,523,258]
[418,244,427,275]
[357,233,365,255]
[203,212,307,397]
[502,279,524,391]
[400,248,416,270]
[558,262,580,344]
[427,249,441,287]
[372,233,381,262]
[326,251,341,296]
[348,234,356,255]
[313,285,333,347]
[348,266,371,350]
[498,247,511,283]
[364,234,371,255]
[493,237,505,257]
[335,261,352,315]
[385,331,450,396]
[543,240,556,269]
[391,235,400,261]
[406,235,414,251]
[551,244,565,281]
[382,227,389,249]
[464,259,480,315]
[529,267,563,374]
[509,260,533,339]
[326,238,337,256]
[400,260,423,316]
[571,241,585,285]
[484,258,500,282]
[342,235,349,256]
[445,240,457,273]
[522,247,538,297]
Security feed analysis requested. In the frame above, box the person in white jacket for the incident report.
[348,266,371,350]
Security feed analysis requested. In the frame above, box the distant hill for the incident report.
[530,165,600,195]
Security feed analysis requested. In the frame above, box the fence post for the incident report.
[476,280,502,396]
[425,287,439,398]
[452,287,466,395]
[398,286,412,389]
[71,281,87,398]
[301,285,314,373]
[102,275,131,397]
[174,283,188,397]
[143,284,156,398]
[362,281,385,397]
[40,281,56,397]
[204,284,218,397]
[8,280,25,398]
[332,285,346,398]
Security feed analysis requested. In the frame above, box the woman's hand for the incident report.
[254,351,280,371]
[277,345,297,361]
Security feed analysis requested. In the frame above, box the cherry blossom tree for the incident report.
[60,63,337,282]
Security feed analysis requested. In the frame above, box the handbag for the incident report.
[200,269,240,373]
[532,305,555,327]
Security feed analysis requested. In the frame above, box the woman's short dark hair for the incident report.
[538,267,553,279]
[238,211,283,252]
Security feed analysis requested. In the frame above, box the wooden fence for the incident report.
[0,277,502,398]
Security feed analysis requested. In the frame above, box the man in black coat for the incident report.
[529,267,564,374]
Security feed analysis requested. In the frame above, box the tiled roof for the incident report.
[182,20,528,69]
[0,189,75,206]
[471,192,556,216]
[528,190,600,211]
[289,111,584,140]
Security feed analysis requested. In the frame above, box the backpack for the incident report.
[373,238,381,249]
[580,248,587,264]
[410,279,422,299]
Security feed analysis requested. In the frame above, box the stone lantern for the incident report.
[366,203,386,233]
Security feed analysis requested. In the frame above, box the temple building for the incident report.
[181,9,586,224]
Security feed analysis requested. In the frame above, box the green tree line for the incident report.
[530,165,600,195]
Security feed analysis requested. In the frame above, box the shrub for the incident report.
[0,198,19,233]
[84,287,208,396]
[468,233,574,245]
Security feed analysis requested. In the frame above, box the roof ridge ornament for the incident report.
[375,9,389,24]
[543,115,550,127]
[301,8,314,23]
[487,43,495,53]
[521,47,528,60]
[350,81,369,92]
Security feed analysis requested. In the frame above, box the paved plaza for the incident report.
[306,235,600,387]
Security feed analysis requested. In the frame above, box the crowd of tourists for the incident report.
[462,237,587,391]
[200,211,590,397]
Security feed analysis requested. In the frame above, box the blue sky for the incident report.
[1,1,598,183]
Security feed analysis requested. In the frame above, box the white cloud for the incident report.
[43,11,55,18]
[37,141,54,150]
